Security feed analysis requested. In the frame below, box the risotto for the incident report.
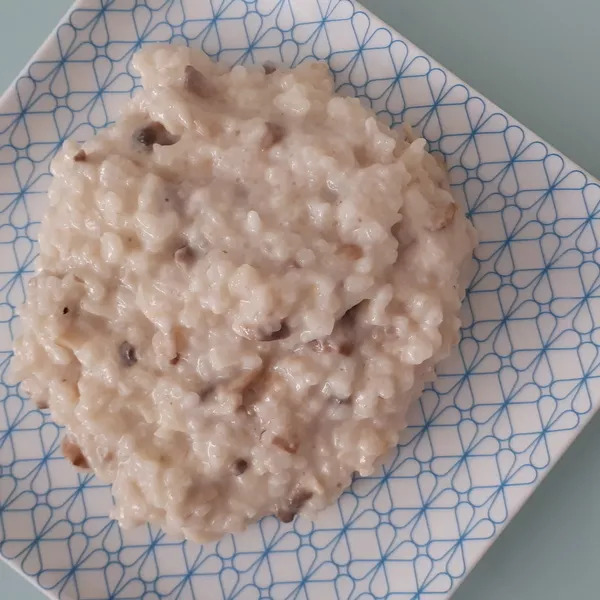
[12,45,476,542]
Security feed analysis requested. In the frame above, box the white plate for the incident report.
[1,1,599,598]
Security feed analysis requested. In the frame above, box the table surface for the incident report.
[1,1,599,599]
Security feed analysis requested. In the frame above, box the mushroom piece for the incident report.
[307,303,361,357]
[277,489,313,523]
[272,435,298,454]
[427,201,457,231]
[198,383,216,402]
[338,341,354,356]
[61,436,90,470]
[184,65,216,98]
[135,122,178,148]
[238,320,290,342]
[261,122,286,150]
[230,458,248,476]
[174,244,196,268]
[118,341,137,367]
[263,62,277,75]
[238,367,284,417]
[73,149,87,162]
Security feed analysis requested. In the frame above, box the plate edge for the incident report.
[0,0,87,109]
[0,1,597,599]
[350,0,600,596]
[0,3,91,597]
[352,0,600,187]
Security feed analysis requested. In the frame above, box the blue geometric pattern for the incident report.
[0,1,599,598]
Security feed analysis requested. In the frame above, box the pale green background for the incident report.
[1,1,599,599]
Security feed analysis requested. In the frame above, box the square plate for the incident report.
[1,1,599,598]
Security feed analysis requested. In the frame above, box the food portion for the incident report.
[12,45,476,542]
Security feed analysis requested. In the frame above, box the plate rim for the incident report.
[0,1,598,599]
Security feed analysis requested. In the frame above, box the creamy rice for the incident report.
[12,45,476,541]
